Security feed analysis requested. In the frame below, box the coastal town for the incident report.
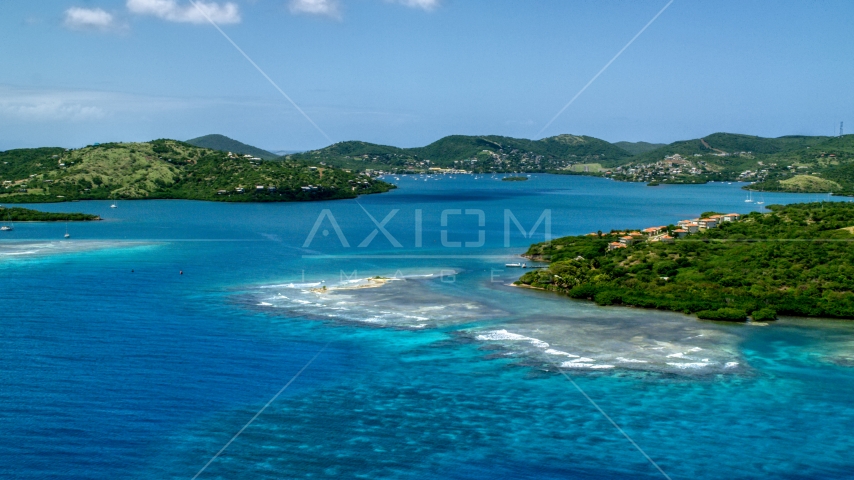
[604,153,773,185]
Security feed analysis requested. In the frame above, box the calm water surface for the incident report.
[1,175,852,479]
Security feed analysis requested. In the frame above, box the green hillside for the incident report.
[518,202,854,321]
[186,134,278,160]
[613,141,667,155]
[0,140,393,203]
[748,135,854,193]
[605,133,854,193]
[11,133,850,199]
[287,132,854,192]
[633,133,832,163]
[288,134,632,173]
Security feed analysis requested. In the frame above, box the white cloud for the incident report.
[5,102,107,122]
[288,0,438,19]
[387,0,439,11]
[0,85,199,124]
[126,0,241,24]
[288,0,341,19]
[63,7,116,31]
[0,92,107,122]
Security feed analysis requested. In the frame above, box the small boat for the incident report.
[744,190,753,203]
[110,203,117,208]
[505,263,522,267]
[1,213,12,231]
[64,221,70,239]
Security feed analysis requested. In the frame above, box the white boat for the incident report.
[1,213,12,231]
[505,263,522,267]
[64,221,70,239]
[745,190,753,203]
[110,202,117,208]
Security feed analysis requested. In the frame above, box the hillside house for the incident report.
[698,218,718,229]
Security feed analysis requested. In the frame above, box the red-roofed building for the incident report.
[699,218,718,229]
[642,226,666,236]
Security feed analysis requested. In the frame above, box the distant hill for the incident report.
[286,132,854,192]
[0,140,393,203]
[613,141,667,156]
[289,134,633,173]
[606,133,854,194]
[633,133,832,163]
[748,134,854,193]
[186,134,278,160]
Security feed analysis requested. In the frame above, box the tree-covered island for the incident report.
[517,202,854,322]
[0,206,100,222]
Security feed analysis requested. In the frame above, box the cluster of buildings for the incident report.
[604,213,742,251]
[607,154,711,182]
[227,152,263,162]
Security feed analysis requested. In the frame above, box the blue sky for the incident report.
[1,0,853,151]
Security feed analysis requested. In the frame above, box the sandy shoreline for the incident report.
[311,277,394,294]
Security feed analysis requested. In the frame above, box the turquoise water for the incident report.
[1,175,852,479]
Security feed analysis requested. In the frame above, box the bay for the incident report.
[2,175,852,479]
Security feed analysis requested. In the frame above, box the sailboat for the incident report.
[64,221,70,239]
[1,211,12,231]
[756,194,765,205]
[744,190,754,203]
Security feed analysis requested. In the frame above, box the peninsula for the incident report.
[516,202,854,322]
[0,140,393,204]
[0,206,100,222]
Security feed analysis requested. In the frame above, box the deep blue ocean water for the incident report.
[2,175,853,479]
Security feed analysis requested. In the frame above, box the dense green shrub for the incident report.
[568,284,598,300]
[594,290,622,305]
[751,308,778,321]
[696,308,748,322]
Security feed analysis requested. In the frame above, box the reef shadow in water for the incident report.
[241,275,507,330]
